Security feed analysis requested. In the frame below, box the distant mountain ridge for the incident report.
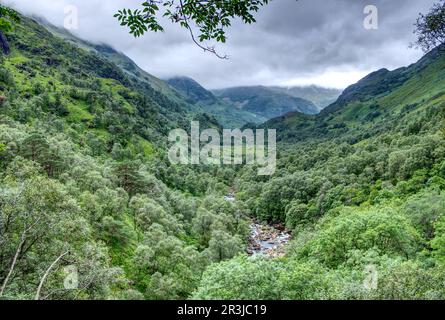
[39,18,339,128]
[268,85,342,110]
[213,85,319,120]
[167,76,267,127]
[167,77,338,127]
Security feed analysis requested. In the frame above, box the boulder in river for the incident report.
[248,220,291,258]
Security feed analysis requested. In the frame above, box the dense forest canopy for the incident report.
[0,1,444,300]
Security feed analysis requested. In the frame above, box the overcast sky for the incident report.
[1,0,437,89]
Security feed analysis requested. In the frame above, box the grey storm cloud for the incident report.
[1,0,438,89]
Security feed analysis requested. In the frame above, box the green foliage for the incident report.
[115,0,270,42]
[205,230,244,262]
[193,255,281,300]
[0,5,19,55]
[218,19,445,300]
[298,207,421,268]
[194,251,445,300]
[403,191,445,240]
[0,67,14,86]
[413,0,445,52]
[0,18,12,33]
[2,6,445,301]
[0,5,19,32]
[432,215,445,264]
[285,201,309,229]
[368,261,445,299]
[0,12,248,300]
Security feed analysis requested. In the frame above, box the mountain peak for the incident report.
[323,45,445,116]
[167,76,217,105]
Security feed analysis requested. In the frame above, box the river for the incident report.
[247,220,291,258]
[224,192,291,258]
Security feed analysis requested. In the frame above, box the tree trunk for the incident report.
[35,251,69,300]
[0,30,10,55]
[0,232,26,297]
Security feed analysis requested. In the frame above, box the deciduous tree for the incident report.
[116,0,272,58]
[414,0,445,51]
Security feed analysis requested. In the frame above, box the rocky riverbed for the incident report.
[223,192,291,258]
[247,220,291,258]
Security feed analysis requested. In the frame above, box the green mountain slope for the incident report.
[213,85,319,119]
[40,20,204,114]
[0,15,204,143]
[167,76,217,105]
[264,44,445,144]
[0,13,248,300]
[167,76,266,127]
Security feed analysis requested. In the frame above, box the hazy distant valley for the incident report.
[167,76,341,127]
